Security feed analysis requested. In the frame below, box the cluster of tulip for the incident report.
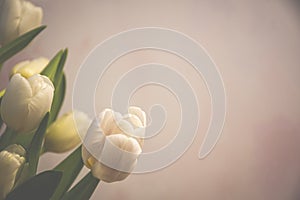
[0,0,146,199]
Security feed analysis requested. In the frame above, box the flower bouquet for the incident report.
[0,0,145,199]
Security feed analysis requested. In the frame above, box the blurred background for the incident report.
[1,0,300,199]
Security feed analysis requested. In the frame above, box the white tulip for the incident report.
[0,73,54,133]
[0,144,25,200]
[11,57,49,78]
[0,0,43,45]
[82,107,146,183]
[44,111,91,153]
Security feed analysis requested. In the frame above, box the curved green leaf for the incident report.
[0,96,3,129]
[12,131,35,151]
[41,50,64,82]
[41,49,67,86]
[0,26,46,64]
[62,172,100,200]
[6,171,62,200]
[50,146,84,200]
[53,49,67,87]
[0,90,5,129]
[50,73,66,123]
[0,128,16,151]
[41,49,67,123]
[27,113,49,177]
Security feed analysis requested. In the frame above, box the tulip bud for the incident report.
[0,0,43,45]
[44,111,91,153]
[0,144,25,199]
[82,107,146,183]
[0,73,54,133]
[11,57,49,78]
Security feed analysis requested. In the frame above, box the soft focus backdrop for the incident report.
[1,0,300,199]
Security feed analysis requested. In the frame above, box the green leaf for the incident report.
[0,114,2,129]
[27,113,49,177]
[0,26,46,64]
[53,49,67,88]
[41,49,67,123]
[41,49,67,86]
[62,172,100,200]
[0,96,3,128]
[6,171,62,200]
[0,128,17,151]
[50,146,84,200]
[0,90,5,128]
[12,131,35,151]
[41,50,64,82]
[13,163,30,188]
[50,73,66,123]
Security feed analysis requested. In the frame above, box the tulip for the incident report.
[11,57,49,78]
[44,111,91,153]
[82,107,146,183]
[0,73,54,133]
[0,0,43,45]
[0,144,25,200]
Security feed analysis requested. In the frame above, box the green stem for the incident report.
[62,172,100,200]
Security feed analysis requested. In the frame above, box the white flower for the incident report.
[82,107,146,183]
[11,57,49,78]
[0,0,43,45]
[0,73,54,133]
[0,145,25,200]
[44,111,91,153]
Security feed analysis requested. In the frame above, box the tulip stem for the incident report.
[0,127,17,150]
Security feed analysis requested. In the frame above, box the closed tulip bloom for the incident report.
[11,57,49,78]
[44,111,91,153]
[0,73,54,133]
[0,0,43,45]
[0,144,25,200]
[82,107,146,183]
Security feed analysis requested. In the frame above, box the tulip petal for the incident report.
[44,111,91,153]
[99,109,123,135]
[23,74,54,132]
[99,134,141,172]
[119,114,145,146]
[82,118,106,167]
[11,60,30,76]
[91,161,130,183]
[0,150,25,199]
[81,146,93,169]
[11,57,48,78]
[1,74,32,132]
[0,0,22,44]
[18,0,42,36]
[128,106,146,127]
